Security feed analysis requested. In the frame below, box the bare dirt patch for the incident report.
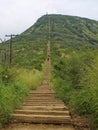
[72,114,90,130]
[1,123,74,130]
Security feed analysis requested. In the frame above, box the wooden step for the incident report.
[12,114,71,124]
[28,96,55,99]
[24,99,62,102]
[23,100,64,104]
[23,102,64,106]
[21,106,68,111]
[15,109,70,116]
[29,94,54,96]
[29,92,53,94]
[30,92,54,94]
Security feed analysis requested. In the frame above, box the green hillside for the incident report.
[3,14,97,69]
[18,14,98,46]
[0,14,98,129]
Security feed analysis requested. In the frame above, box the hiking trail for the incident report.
[1,42,74,130]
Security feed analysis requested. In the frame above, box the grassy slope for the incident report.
[0,14,98,129]
[20,14,98,46]
[1,14,98,68]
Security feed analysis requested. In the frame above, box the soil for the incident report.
[71,114,90,130]
[1,123,74,130]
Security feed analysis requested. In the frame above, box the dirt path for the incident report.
[1,42,74,130]
[1,124,74,130]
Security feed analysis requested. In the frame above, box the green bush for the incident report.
[52,46,98,129]
[0,66,44,127]
[0,67,15,84]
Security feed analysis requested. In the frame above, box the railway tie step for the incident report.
[23,102,64,106]
[14,110,70,116]
[12,114,72,124]
[21,105,68,111]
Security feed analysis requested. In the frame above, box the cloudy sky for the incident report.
[0,0,98,40]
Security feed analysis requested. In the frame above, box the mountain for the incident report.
[2,14,98,69]
[17,14,98,47]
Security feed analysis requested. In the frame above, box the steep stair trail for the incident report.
[2,42,74,130]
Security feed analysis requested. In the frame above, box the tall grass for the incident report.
[16,68,44,90]
[0,66,44,127]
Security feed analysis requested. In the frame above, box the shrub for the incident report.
[52,47,98,129]
[0,66,44,127]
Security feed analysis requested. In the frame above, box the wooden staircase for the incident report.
[12,82,72,124]
[11,42,74,129]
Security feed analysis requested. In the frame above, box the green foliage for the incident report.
[11,41,46,70]
[0,66,44,127]
[52,45,98,129]
[1,14,98,70]
[0,67,15,84]
[0,14,98,129]
[20,14,98,47]
[16,68,44,90]
[70,89,96,115]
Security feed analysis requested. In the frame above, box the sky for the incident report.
[0,0,98,41]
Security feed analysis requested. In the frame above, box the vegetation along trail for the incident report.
[1,14,95,130]
[1,42,74,130]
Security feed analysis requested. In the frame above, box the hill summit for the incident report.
[4,14,98,68]
[19,14,98,47]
